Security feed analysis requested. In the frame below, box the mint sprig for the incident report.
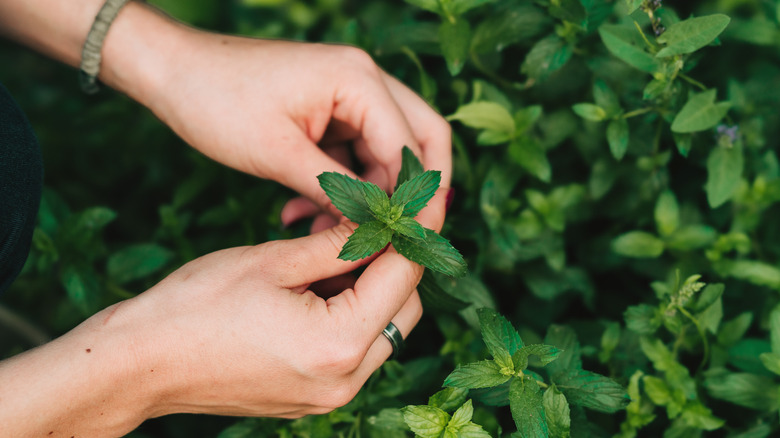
[317,146,466,277]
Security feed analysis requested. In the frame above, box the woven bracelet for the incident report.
[79,0,132,94]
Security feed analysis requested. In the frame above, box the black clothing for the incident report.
[0,83,43,294]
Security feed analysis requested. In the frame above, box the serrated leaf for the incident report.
[449,399,474,429]
[572,103,607,122]
[611,231,665,258]
[457,423,493,438]
[671,89,731,133]
[477,308,525,359]
[509,378,547,438]
[704,370,779,411]
[107,243,174,285]
[447,101,516,134]
[598,24,660,73]
[554,369,630,413]
[656,14,731,57]
[518,344,562,366]
[508,137,551,182]
[521,35,572,81]
[429,387,469,412]
[391,170,441,217]
[705,143,743,208]
[392,229,467,277]
[390,216,427,240]
[544,386,571,438]
[444,360,511,389]
[362,182,392,221]
[439,17,471,76]
[396,146,425,191]
[402,405,450,437]
[318,172,376,224]
[606,118,629,161]
[338,221,393,261]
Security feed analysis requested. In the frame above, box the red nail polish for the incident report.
[445,188,455,212]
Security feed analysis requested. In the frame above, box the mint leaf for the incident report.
[392,229,467,277]
[509,378,547,437]
[318,172,376,224]
[444,360,511,389]
[516,344,562,366]
[395,146,425,190]
[429,387,469,412]
[449,399,474,429]
[389,216,426,240]
[361,182,393,221]
[554,369,630,413]
[477,308,525,359]
[457,423,492,438]
[401,405,450,438]
[543,386,571,438]
[338,221,393,261]
[391,170,441,217]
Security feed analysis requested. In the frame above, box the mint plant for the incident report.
[318,146,466,277]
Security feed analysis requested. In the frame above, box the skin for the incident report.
[0,0,452,436]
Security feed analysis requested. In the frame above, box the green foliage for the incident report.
[5,0,780,436]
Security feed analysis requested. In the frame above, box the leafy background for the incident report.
[2,0,780,436]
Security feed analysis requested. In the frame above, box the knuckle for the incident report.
[321,383,361,410]
[339,46,379,75]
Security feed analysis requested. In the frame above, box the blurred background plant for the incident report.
[3,0,780,436]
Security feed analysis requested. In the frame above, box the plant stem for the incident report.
[677,305,710,372]
[679,73,707,91]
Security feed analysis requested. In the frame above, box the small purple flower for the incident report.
[716,124,740,145]
[654,24,666,36]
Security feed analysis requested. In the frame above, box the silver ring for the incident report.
[381,322,404,360]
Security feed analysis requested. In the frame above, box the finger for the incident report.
[331,70,425,191]
[281,197,321,227]
[354,290,423,379]
[310,213,339,234]
[270,221,368,287]
[380,72,453,188]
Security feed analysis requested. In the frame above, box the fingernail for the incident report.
[445,188,455,212]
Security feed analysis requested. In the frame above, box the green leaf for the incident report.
[654,191,679,237]
[439,17,471,76]
[571,103,607,122]
[401,405,450,438]
[107,243,174,285]
[554,369,630,413]
[389,216,426,240]
[717,312,753,346]
[338,221,393,261]
[360,183,400,223]
[624,304,661,334]
[598,24,660,73]
[543,386,571,438]
[671,90,731,133]
[391,170,441,217]
[548,0,586,26]
[449,399,474,429]
[705,143,744,208]
[704,370,779,411]
[477,308,524,361]
[666,225,717,251]
[606,118,629,161]
[521,35,572,81]
[447,101,516,134]
[471,3,550,53]
[444,360,512,389]
[508,137,552,182]
[611,231,665,258]
[656,14,731,58]
[716,260,780,290]
[770,305,780,354]
[680,402,725,431]
[318,172,376,224]
[61,264,101,316]
[509,378,547,438]
[759,352,780,376]
[625,0,643,14]
[429,387,469,412]
[544,325,582,378]
[593,80,621,117]
[395,146,425,191]
[450,0,497,15]
[74,206,117,231]
[456,423,493,438]
[418,271,470,312]
[392,229,467,277]
[517,344,562,366]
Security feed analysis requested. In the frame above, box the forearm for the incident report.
[0,0,186,105]
[0,302,157,437]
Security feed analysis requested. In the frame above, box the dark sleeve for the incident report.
[0,82,43,295]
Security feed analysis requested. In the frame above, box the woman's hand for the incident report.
[0,205,442,436]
